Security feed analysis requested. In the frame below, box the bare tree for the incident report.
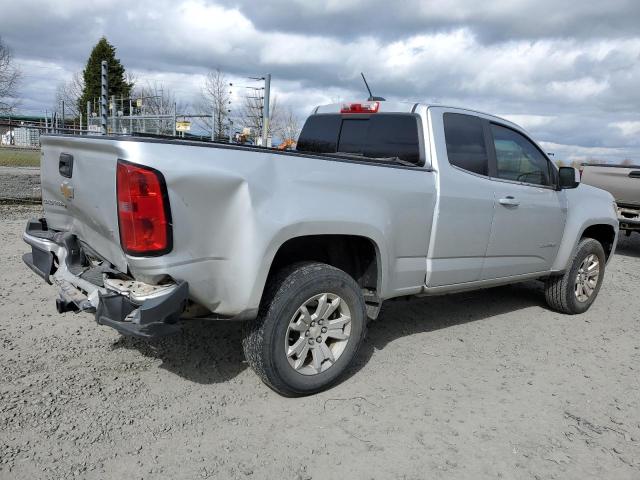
[196,68,231,140]
[0,37,21,113]
[132,81,187,134]
[126,71,137,93]
[134,81,186,116]
[54,72,84,119]
[273,105,302,143]
[239,93,280,143]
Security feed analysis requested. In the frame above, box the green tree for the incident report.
[78,37,133,116]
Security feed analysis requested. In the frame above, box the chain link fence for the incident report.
[86,114,178,136]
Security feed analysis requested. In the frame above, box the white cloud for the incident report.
[540,141,636,164]
[612,121,640,138]
[548,77,609,101]
[1,0,639,162]
[500,115,556,130]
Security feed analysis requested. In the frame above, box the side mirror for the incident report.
[558,167,580,189]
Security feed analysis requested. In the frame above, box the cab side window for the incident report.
[443,113,489,176]
[491,124,552,186]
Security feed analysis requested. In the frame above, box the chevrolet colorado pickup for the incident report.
[581,163,640,236]
[23,101,619,395]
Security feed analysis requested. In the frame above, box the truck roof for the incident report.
[313,101,523,133]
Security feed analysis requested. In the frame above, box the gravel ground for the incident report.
[0,167,41,203]
[1,205,639,479]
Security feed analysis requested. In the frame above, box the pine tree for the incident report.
[77,37,133,116]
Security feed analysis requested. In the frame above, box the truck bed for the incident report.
[38,133,436,318]
[581,164,640,208]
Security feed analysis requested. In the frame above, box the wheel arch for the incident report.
[580,223,617,261]
[551,218,618,272]
[255,231,386,319]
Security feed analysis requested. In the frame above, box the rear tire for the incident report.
[242,262,367,396]
[544,238,606,314]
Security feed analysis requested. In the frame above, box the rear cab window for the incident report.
[443,113,489,176]
[297,113,424,166]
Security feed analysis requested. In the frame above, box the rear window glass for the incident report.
[443,113,489,176]
[295,115,341,153]
[338,119,368,153]
[297,113,422,165]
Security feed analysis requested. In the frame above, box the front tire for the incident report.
[242,262,367,396]
[545,238,606,314]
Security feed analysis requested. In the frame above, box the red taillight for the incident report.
[116,160,172,256]
[340,101,379,114]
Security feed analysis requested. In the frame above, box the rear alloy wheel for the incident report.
[242,262,366,396]
[545,238,606,314]
[285,292,352,375]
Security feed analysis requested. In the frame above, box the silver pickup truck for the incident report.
[581,163,640,236]
[24,101,618,395]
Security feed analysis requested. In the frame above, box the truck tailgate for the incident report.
[40,135,128,272]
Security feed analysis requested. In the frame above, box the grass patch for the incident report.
[0,148,40,167]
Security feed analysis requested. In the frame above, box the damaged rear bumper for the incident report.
[22,218,188,338]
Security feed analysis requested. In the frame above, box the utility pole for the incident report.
[172,103,177,137]
[100,60,108,135]
[61,101,65,133]
[262,73,271,147]
[111,95,116,134]
[86,101,91,133]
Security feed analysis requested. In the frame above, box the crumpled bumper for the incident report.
[618,206,640,232]
[22,218,189,338]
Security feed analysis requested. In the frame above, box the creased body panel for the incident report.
[125,141,437,315]
[41,136,437,318]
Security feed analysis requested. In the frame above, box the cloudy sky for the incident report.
[2,0,639,162]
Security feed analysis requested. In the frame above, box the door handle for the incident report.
[59,153,74,178]
[499,196,520,207]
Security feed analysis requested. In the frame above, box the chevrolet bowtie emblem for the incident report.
[60,182,74,200]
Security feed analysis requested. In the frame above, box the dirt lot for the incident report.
[1,204,639,480]
[0,166,41,203]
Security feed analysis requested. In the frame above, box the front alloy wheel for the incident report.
[574,253,600,303]
[545,238,606,314]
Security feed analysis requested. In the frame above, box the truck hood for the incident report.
[576,183,616,204]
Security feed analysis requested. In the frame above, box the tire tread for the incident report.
[544,238,605,314]
[242,261,365,396]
